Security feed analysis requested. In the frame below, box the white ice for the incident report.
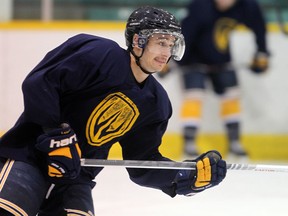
[93,165,288,216]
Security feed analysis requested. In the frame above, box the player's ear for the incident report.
[132,34,139,48]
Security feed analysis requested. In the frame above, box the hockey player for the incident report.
[0,6,226,216]
[175,0,269,156]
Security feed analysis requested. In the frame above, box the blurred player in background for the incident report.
[165,0,269,157]
[0,6,226,216]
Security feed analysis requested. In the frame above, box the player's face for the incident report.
[141,33,175,72]
[214,0,237,11]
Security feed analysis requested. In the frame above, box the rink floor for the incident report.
[92,162,288,216]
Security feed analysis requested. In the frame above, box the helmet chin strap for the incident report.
[130,48,157,75]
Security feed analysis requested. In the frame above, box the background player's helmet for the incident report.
[125,6,185,61]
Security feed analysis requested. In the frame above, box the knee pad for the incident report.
[220,88,241,122]
[180,90,204,125]
[181,99,202,119]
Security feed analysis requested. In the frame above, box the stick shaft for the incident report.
[81,159,196,170]
[227,163,288,173]
[81,159,288,173]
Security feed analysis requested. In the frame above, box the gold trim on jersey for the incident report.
[65,208,94,216]
[0,159,14,192]
[0,160,27,215]
[86,92,139,146]
[0,198,28,216]
[214,18,238,53]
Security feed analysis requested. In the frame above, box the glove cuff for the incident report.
[255,51,269,58]
[173,169,202,195]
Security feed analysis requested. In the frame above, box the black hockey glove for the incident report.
[250,52,269,74]
[36,124,82,183]
[174,150,226,196]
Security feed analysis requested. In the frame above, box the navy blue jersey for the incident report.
[0,34,178,194]
[178,0,268,65]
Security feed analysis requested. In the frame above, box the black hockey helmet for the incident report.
[125,6,185,61]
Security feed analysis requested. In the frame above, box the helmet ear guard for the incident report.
[137,35,147,49]
[131,34,146,49]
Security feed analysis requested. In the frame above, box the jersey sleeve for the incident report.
[178,0,207,65]
[21,34,118,127]
[119,121,179,197]
[242,0,268,53]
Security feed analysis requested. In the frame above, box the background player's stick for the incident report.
[81,159,288,173]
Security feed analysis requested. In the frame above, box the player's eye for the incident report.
[159,41,166,47]
[158,40,174,48]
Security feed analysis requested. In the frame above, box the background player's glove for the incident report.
[249,52,269,74]
[36,123,82,183]
[174,150,226,196]
[157,60,178,78]
[157,64,171,78]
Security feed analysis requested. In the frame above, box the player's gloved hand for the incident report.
[36,123,82,183]
[174,150,226,196]
[249,52,269,74]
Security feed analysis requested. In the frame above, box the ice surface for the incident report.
[92,165,288,216]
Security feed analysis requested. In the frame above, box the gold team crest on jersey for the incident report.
[214,18,238,53]
[86,92,139,146]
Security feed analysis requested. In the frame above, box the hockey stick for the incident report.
[81,159,288,173]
